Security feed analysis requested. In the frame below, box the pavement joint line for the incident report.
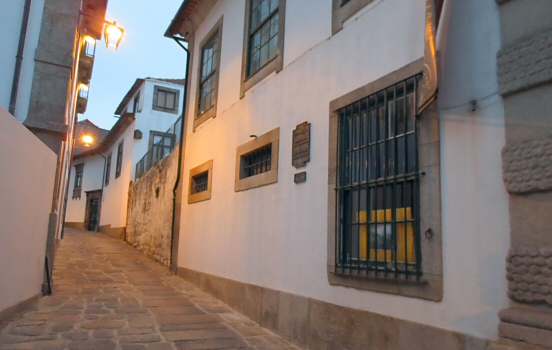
[0,229,300,350]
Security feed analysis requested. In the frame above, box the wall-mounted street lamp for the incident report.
[82,135,94,147]
[78,134,107,233]
[104,21,124,50]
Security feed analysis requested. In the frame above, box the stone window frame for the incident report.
[327,59,443,301]
[188,160,214,204]
[235,127,280,192]
[194,16,224,131]
[331,0,375,35]
[105,153,112,186]
[152,85,180,114]
[115,140,124,179]
[73,163,84,199]
[239,0,287,98]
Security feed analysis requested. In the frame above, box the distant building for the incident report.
[64,78,184,239]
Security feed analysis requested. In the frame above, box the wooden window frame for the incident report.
[115,140,124,179]
[194,17,224,131]
[73,163,84,199]
[152,85,180,114]
[240,0,286,98]
[105,153,112,186]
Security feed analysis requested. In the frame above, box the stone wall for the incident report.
[126,147,179,266]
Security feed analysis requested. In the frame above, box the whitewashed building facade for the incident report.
[162,0,552,348]
[64,78,184,239]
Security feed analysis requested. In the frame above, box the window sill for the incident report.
[153,107,178,114]
[328,267,443,301]
[234,128,280,192]
[193,106,216,131]
[234,169,278,192]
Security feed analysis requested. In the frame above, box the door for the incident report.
[87,198,100,231]
[84,190,102,231]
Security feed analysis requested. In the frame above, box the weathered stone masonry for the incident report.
[126,148,179,266]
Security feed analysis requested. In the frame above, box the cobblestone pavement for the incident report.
[0,230,301,350]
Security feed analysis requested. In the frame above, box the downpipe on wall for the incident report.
[170,36,190,275]
[9,0,32,116]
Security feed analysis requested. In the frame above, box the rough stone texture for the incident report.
[0,230,298,350]
[497,27,552,96]
[505,246,552,304]
[126,148,179,266]
[502,136,552,194]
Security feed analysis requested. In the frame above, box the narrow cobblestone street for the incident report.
[0,230,300,350]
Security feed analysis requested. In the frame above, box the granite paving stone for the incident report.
[0,230,300,350]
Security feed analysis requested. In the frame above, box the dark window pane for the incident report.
[248,0,279,77]
[336,75,421,276]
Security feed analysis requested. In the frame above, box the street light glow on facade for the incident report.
[82,135,93,146]
[83,35,96,57]
[104,22,124,50]
[79,83,90,99]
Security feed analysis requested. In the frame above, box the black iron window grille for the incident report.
[105,154,111,186]
[156,89,177,110]
[198,31,219,116]
[247,0,279,77]
[335,75,422,280]
[241,144,272,178]
[191,171,209,194]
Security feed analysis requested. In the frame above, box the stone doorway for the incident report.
[84,190,102,231]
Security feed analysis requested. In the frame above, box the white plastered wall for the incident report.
[0,106,56,313]
[64,154,106,225]
[124,80,184,179]
[100,122,136,229]
[0,0,46,122]
[177,0,509,340]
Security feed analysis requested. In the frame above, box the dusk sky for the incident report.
[80,0,186,130]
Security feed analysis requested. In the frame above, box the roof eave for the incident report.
[164,0,195,39]
[73,113,136,160]
[114,79,145,115]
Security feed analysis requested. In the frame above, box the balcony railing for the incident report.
[135,116,182,180]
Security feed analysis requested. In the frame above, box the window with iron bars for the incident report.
[241,144,272,179]
[335,75,422,279]
[191,171,209,194]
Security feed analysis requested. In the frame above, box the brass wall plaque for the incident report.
[292,122,311,168]
[294,172,307,184]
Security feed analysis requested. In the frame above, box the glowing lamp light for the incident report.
[82,135,93,147]
[104,22,124,50]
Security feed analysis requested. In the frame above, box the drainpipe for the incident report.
[170,36,190,274]
[60,136,77,239]
[9,0,32,116]
[97,152,107,232]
